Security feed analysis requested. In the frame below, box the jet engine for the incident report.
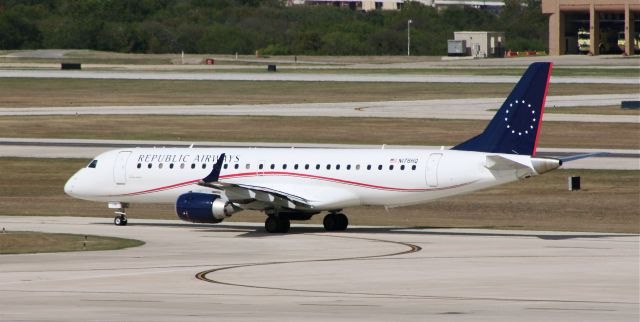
[176,192,237,223]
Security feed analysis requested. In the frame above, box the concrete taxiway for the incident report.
[1,94,638,123]
[0,216,637,322]
[1,69,638,84]
[1,138,638,170]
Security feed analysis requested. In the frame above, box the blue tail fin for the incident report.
[452,62,552,156]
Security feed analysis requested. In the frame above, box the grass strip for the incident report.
[1,78,637,107]
[2,115,638,149]
[0,231,144,254]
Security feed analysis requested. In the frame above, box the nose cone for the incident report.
[64,174,77,197]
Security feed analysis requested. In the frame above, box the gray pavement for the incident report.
[1,138,637,170]
[0,216,637,322]
[1,94,638,123]
[1,69,638,84]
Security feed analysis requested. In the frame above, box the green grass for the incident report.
[0,158,638,233]
[0,231,144,254]
[1,78,637,107]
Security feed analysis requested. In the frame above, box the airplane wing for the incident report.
[197,153,353,211]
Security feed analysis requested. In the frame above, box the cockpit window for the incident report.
[87,160,98,168]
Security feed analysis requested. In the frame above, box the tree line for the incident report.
[0,0,547,55]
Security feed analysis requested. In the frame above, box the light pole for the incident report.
[407,19,413,56]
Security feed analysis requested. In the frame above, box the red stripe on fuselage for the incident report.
[116,171,477,197]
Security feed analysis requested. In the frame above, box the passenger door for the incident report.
[113,151,131,185]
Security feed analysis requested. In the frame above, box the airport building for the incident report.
[542,0,639,55]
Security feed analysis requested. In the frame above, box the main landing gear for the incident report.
[263,212,349,233]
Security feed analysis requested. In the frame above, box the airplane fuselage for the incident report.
[65,147,543,211]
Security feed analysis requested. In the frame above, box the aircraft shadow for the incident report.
[91,221,635,240]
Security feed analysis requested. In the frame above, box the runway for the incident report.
[1,138,638,170]
[0,216,637,322]
[1,94,638,123]
[0,69,638,84]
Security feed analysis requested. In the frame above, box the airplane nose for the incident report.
[64,175,76,196]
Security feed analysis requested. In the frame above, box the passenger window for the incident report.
[170,163,174,169]
[180,163,185,169]
[201,164,206,169]
[336,164,341,170]
[367,165,371,170]
[378,165,382,170]
[159,163,164,169]
[389,165,393,170]
[270,164,275,170]
[234,164,239,169]
[259,164,264,170]
[400,165,405,170]
[326,164,331,170]
[412,165,417,170]
[316,164,320,170]
[191,164,195,169]
[294,164,299,170]
[147,163,152,169]
[346,164,351,170]
[87,160,98,168]
[246,164,250,169]
[305,164,310,170]
[356,164,360,170]
[136,163,141,169]
[223,164,228,169]
[283,164,287,170]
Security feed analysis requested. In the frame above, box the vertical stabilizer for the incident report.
[452,62,552,156]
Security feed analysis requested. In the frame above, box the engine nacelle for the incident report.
[175,192,237,223]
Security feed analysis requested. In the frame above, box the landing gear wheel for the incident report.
[278,216,290,233]
[323,213,337,231]
[265,216,290,233]
[323,213,348,231]
[265,216,279,233]
[114,215,128,226]
[335,213,348,231]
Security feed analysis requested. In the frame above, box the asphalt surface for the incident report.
[0,216,637,322]
[2,94,638,123]
[1,138,637,170]
[1,69,638,84]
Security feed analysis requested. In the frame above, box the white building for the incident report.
[453,31,506,57]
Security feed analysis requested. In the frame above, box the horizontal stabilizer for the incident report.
[558,152,608,162]
[485,155,530,171]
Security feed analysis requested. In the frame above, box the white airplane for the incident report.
[64,62,594,233]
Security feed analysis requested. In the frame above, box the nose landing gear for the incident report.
[108,202,129,226]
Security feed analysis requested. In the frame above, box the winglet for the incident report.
[200,153,226,184]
